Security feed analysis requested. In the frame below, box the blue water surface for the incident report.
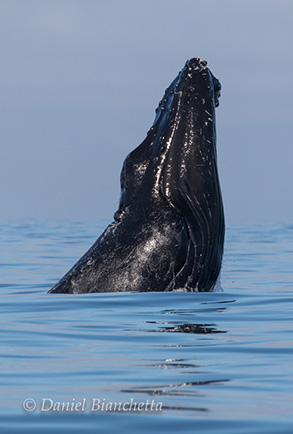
[0,221,293,433]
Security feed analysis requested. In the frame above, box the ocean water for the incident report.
[0,221,293,433]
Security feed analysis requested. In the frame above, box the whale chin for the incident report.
[49,58,225,294]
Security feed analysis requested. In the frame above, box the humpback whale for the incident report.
[49,58,225,294]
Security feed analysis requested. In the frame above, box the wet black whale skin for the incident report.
[49,58,225,294]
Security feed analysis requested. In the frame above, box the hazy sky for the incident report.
[1,0,292,224]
